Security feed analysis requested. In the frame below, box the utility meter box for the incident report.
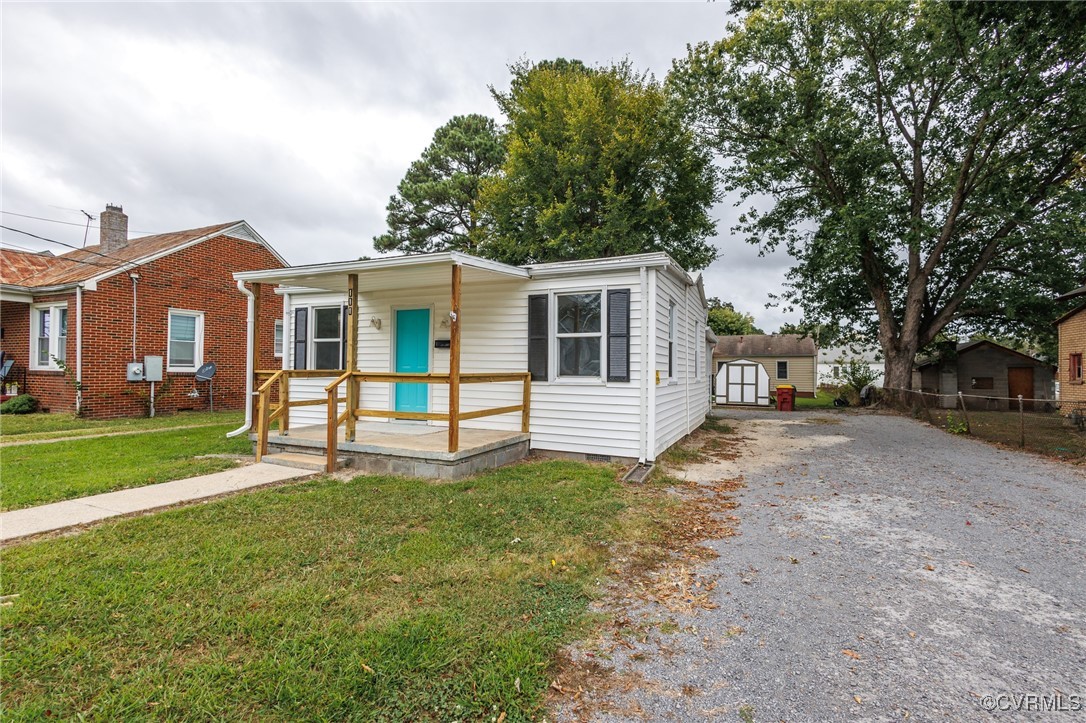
[144,356,163,383]
[126,362,145,382]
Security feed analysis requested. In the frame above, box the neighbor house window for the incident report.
[777,360,789,379]
[668,301,676,378]
[30,303,68,370]
[1071,353,1083,382]
[167,309,204,372]
[556,292,601,378]
[274,319,284,358]
[312,306,342,370]
[832,365,840,378]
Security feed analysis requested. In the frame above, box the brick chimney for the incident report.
[100,204,128,253]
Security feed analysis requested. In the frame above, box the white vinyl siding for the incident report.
[167,310,204,372]
[653,269,710,458]
[279,263,710,462]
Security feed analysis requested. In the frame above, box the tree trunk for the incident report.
[882,348,916,394]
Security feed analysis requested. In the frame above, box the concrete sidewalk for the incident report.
[1,463,313,543]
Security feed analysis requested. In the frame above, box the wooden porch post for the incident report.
[449,264,462,453]
[346,273,359,442]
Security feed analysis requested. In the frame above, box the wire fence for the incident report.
[881,387,1086,462]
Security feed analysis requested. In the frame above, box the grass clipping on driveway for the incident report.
[1,459,673,721]
[1,422,251,510]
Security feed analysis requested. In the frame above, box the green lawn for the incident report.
[1,423,251,510]
[0,410,243,442]
[0,460,667,721]
[795,390,840,409]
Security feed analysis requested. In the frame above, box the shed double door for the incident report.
[727,363,758,405]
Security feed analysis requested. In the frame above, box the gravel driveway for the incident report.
[561,409,1085,722]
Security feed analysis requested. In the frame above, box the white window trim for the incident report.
[551,288,607,384]
[30,303,68,371]
[167,309,205,373]
[310,305,343,371]
[274,319,284,358]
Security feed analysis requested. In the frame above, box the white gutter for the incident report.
[638,265,648,464]
[75,284,83,413]
[227,279,255,438]
[646,267,658,461]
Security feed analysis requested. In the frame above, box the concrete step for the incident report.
[262,452,345,472]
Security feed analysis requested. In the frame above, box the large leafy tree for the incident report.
[478,59,719,271]
[671,0,1086,390]
[706,297,763,336]
[374,114,504,254]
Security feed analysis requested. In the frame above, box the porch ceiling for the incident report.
[233,251,527,293]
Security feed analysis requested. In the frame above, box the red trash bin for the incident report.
[776,385,796,412]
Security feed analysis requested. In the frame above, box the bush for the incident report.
[0,395,40,415]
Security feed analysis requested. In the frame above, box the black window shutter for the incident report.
[293,307,308,370]
[340,305,349,370]
[527,294,548,381]
[607,289,631,382]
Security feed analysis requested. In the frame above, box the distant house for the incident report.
[913,340,1055,410]
[0,205,286,418]
[1055,284,1086,404]
[713,334,818,403]
[817,342,883,387]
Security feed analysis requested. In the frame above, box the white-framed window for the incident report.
[555,291,602,379]
[167,309,204,372]
[777,360,789,379]
[667,300,676,379]
[274,319,284,358]
[30,303,68,370]
[312,306,342,370]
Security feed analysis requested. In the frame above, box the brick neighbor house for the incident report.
[0,205,287,418]
[1055,284,1086,405]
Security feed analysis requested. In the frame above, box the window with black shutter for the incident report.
[293,307,308,370]
[607,289,630,382]
[527,294,548,381]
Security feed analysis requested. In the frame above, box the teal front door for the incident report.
[394,308,430,413]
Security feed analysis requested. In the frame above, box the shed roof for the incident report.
[713,334,816,358]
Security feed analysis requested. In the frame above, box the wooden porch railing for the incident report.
[253,369,532,472]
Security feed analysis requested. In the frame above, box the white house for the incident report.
[233,251,713,475]
[817,342,884,387]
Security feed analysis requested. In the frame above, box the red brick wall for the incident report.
[1058,306,1086,404]
[1,296,76,412]
[70,234,283,419]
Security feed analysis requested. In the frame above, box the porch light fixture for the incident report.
[370,316,382,330]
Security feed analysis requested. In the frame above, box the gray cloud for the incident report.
[2,2,800,330]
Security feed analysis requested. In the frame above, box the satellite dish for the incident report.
[195,361,217,382]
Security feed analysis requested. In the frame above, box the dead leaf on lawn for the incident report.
[388,574,403,584]
[360,663,374,674]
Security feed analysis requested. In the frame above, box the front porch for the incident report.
[257,421,530,480]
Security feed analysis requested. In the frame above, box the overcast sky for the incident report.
[1,1,798,330]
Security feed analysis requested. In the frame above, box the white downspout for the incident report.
[75,284,83,413]
[227,279,255,438]
[646,268,658,461]
[638,266,648,464]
